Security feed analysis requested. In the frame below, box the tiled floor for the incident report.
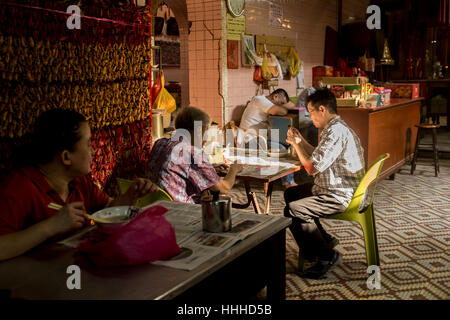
[417,127,450,157]
[229,131,450,300]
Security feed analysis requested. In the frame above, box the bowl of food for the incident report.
[90,206,140,231]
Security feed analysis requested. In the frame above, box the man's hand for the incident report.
[283,101,297,110]
[288,127,303,138]
[286,127,303,145]
[286,135,296,145]
[48,202,89,235]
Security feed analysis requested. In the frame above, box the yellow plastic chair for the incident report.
[116,178,172,208]
[322,153,390,267]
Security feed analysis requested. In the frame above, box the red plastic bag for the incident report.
[77,205,180,267]
[253,66,263,82]
[151,72,163,105]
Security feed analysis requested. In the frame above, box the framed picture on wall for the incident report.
[241,34,256,67]
[227,40,239,69]
[154,40,181,67]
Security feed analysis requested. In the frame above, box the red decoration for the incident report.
[0,0,153,197]
[227,40,239,69]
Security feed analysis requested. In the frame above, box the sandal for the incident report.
[303,250,341,279]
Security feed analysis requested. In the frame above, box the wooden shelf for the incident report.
[321,76,368,85]
[336,98,360,107]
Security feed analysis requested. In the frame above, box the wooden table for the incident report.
[338,98,422,180]
[232,164,301,214]
[218,150,301,214]
[0,208,291,301]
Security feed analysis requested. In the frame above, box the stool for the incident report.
[410,124,440,177]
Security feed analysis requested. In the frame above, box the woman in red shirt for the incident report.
[0,109,159,261]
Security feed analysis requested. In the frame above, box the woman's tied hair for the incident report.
[31,108,87,164]
[174,106,211,133]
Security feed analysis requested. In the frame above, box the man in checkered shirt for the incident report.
[285,88,365,279]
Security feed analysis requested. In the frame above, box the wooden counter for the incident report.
[338,98,423,180]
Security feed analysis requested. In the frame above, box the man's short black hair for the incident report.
[270,88,289,103]
[306,88,338,114]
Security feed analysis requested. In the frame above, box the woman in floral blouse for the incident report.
[147,107,243,203]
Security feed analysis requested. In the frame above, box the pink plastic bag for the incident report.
[77,205,180,267]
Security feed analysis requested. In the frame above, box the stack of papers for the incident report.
[150,201,279,271]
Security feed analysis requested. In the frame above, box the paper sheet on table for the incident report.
[224,149,294,165]
[58,201,282,271]
[57,226,97,248]
[223,148,298,177]
[149,200,280,271]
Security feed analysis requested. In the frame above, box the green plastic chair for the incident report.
[116,178,172,208]
[322,153,390,267]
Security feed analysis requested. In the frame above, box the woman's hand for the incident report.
[127,178,160,198]
[210,162,245,195]
[229,163,244,174]
[124,178,159,205]
[213,163,230,173]
[48,202,89,235]
[0,202,89,261]
[112,178,160,206]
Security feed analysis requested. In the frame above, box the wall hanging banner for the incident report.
[154,40,181,67]
[227,40,239,69]
[0,0,153,196]
[0,1,151,45]
[0,1,152,139]
[226,13,245,41]
[241,34,259,67]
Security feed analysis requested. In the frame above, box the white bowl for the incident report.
[91,206,139,228]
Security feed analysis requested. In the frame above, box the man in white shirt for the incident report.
[240,88,297,132]
[239,89,298,188]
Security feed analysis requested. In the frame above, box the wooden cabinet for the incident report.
[338,98,423,180]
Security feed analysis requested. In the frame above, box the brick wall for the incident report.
[186,0,224,124]
[226,0,370,122]
[156,0,370,125]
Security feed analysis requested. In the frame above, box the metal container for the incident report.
[152,111,164,139]
[201,195,232,233]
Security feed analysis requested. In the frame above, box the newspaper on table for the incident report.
[57,226,96,248]
[150,200,279,271]
[57,200,280,271]
[223,148,298,178]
